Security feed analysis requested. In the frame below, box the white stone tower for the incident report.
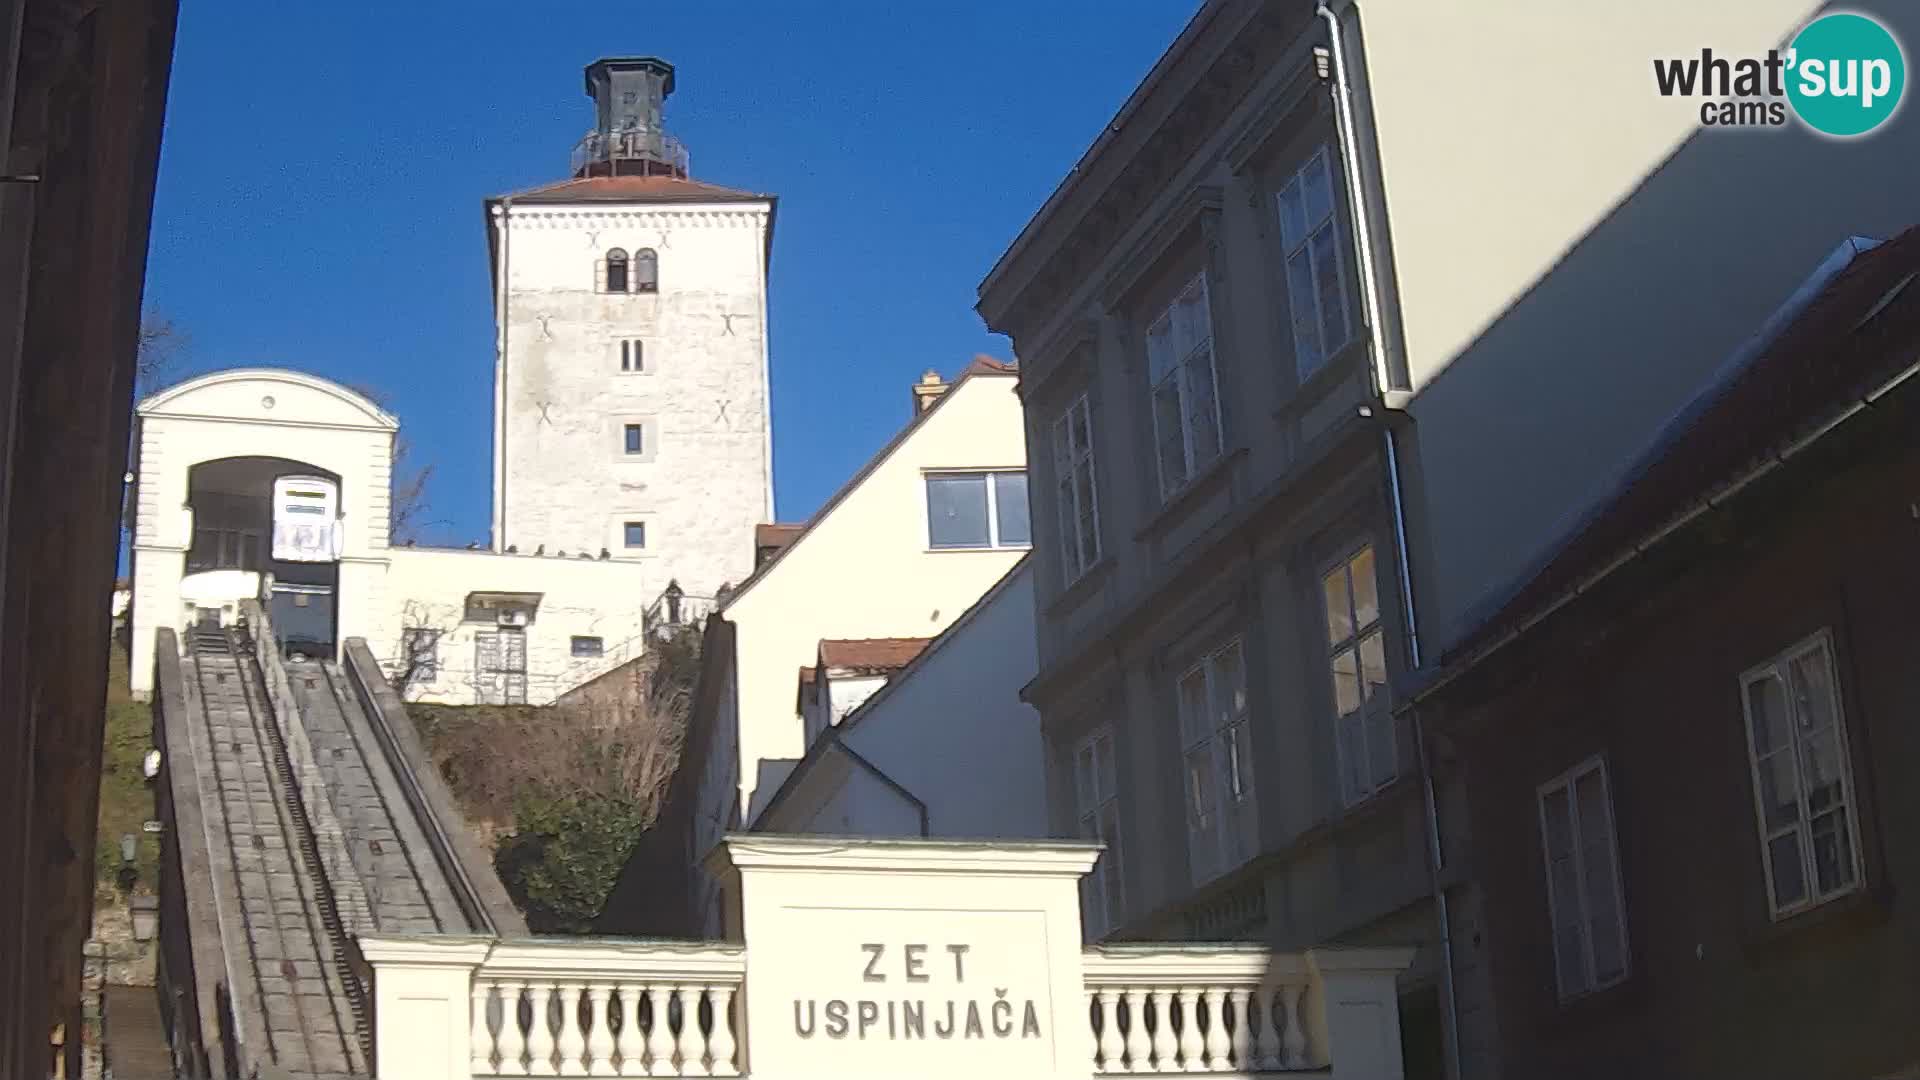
[487,57,775,600]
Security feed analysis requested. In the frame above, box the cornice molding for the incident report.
[1098,185,1225,314]
[993,3,1313,340]
[496,207,769,230]
[1221,45,1331,175]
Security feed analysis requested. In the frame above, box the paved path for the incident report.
[102,985,174,1080]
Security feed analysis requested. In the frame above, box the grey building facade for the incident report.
[976,3,1446,1076]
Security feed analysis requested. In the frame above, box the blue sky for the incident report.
[142,2,1195,545]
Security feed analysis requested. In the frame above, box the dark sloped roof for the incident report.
[493,174,769,205]
[1436,226,1920,672]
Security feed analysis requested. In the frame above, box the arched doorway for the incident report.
[185,456,343,659]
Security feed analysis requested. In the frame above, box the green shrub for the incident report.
[494,788,649,933]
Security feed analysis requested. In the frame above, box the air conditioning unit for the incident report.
[497,609,530,628]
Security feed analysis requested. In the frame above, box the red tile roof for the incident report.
[1440,226,1920,667]
[818,638,933,674]
[755,523,804,551]
[494,174,769,205]
[964,354,1017,376]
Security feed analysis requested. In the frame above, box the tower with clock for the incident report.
[484,57,776,603]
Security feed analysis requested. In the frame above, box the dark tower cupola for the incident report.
[571,57,689,179]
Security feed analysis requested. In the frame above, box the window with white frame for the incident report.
[1072,725,1124,938]
[1178,639,1255,885]
[1322,545,1394,805]
[620,339,645,372]
[925,470,1030,549]
[1537,756,1630,1000]
[1277,147,1354,379]
[1739,631,1863,919]
[1051,394,1101,583]
[1146,273,1223,498]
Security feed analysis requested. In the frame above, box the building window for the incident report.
[623,423,645,455]
[571,635,605,658]
[1178,639,1254,885]
[1277,147,1354,378]
[475,628,528,706]
[1537,756,1629,1000]
[634,248,659,293]
[186,527,262,574]
[1739,631,1863,919]
[623,521,647,549]
[1323,545,1394,805]
[1073,725,1125,938]
[620,339,645,372]
[1051,394,1101,583]
[400,627,440,683]
[925,471,1030,550]
[605,248,630,293]
[1146,273,1223,498]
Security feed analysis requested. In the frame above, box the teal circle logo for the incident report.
[1787,12,1906,137]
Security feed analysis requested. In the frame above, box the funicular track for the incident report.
[187,622,370,1079]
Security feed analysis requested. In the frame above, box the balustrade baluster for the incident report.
[645,986,675,1077]
[1252,988,1280,1070]
[1227,989,1252,1071]
[706,984,738,1077]
[472,980,498,1076]
[1095,988,1123,1072]
[557,983,587,1076]
[1202,988,1230,1070]
[587,985,616,1076]
[1279,984,1307,1068]
[1175,987,1203,1071]
[498,981,530,1077]
[527,982,559,1076]
[671,987,695,1076]
[1149,988,1177,1073]
[615,986,646,1078]
[1122,987,1150,1072]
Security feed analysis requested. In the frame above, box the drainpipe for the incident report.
[1317,4,1461,1079]
[492,198,511,553]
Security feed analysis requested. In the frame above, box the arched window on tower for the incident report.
[604,248,629,293]
[634,248,659,293]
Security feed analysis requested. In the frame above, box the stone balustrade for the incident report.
[1083,945,1325,1074]
[470,939,745,1078]
[358,837,1413,1080]
[361,934,1411,1080]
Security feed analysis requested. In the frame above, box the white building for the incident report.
[665,359,1031,935]
[753,558,1050,847]
[127,56,769,706]
[123,367,665,705]
[488,58,773,599]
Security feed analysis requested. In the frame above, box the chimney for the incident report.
[576,57,687,179]
[912,369,948,415]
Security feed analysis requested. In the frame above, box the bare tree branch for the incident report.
[344,381,433,545]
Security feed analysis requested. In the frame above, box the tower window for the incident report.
[621,339,644,372]
[605,248,629,293]
[623,521,647,549]
[634,248,659,293]
[623,423,645,454]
